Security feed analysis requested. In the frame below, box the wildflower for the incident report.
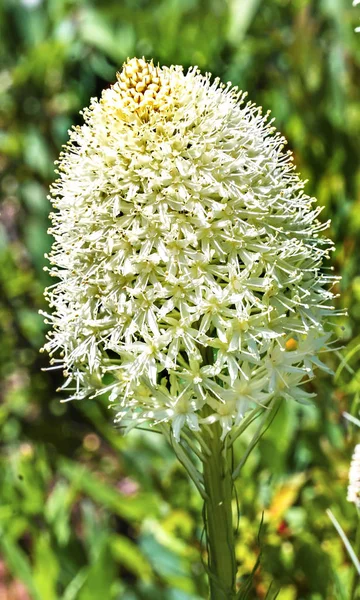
[43,57,338,441]
[347,444,360,508]
[354,0,360,32]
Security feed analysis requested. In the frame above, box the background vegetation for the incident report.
[1,0,360,598]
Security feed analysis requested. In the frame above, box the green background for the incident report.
[1,0,360,598]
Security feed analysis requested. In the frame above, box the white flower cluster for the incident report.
[354,0,360,32]
[347,444,360,507]
[43,57,338,440]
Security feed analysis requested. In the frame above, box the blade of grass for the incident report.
[326,509,360,575]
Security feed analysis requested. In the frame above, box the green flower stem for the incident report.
[350,512,360,600]
[202,420,237,599]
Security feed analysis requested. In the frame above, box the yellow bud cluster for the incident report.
[114,57,172,116]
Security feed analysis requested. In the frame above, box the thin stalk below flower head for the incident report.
[42,57,339,597]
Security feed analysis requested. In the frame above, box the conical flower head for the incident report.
[44,57,338,440]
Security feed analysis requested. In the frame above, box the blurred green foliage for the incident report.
[0,0,360,598]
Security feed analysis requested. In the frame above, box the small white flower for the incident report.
[347,444,360,507]
[43,57,339,441]
[354,0,360,31]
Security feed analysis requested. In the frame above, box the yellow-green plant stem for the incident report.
[350,514,360,600]
[202,421,237,599]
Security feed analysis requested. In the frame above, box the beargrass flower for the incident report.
[42,57,338,442]
[43,57,341,599]
[348,444,360,508]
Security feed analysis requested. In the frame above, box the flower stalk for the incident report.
[350,515,360,599]
[202,420,237,599]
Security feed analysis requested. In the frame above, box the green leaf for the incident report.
[62,570,89,600]
[77,544,117,600]
[45,480,72,546]
[226,0,263,44]
[0,532,41,600]
[140,531,188,580]
[59,458,159,521]
[33,532,59,600]
[110,534,153,582]
[327,509,360,575]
